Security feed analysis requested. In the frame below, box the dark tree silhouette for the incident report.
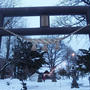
[77,49,90,75]
[12,38,46,80]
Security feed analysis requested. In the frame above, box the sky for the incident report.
[16,0,60,28]
[16,0,90,52]
[18,0,60,7]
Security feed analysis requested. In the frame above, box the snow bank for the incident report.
[0,78,22,90]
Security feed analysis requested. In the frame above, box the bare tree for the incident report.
[57,0,90,6]
[52,0,90,86]
[54,0,90,27]
[0,0,26,79]
[0,0,26,59]
[51,0,90,52]
[43,40,75,81]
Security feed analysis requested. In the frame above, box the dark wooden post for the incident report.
[0,14,4,49]
[86,7,90,25]
[86,7,90,39]
[86,7,90,84]
[40,15,49,28]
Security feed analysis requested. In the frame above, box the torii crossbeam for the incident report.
[0,6,90,46]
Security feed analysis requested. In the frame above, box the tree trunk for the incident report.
[52,72,57,82]
[0,69,6,79]
[6,36,11,59]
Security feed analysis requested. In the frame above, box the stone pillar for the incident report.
[40,15,49,28]
[0,14,4,49]
[37,73,43,82]
[71,66,79,88]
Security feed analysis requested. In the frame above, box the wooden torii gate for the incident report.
[0,6,90,47]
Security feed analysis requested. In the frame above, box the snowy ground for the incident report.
[0,76,90,90]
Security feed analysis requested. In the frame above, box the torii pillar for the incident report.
[86,6,90,39]
[0,14,4,49]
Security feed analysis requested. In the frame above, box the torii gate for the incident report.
[0,6,90,47]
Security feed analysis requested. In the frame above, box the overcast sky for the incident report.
[18,0,59,7]
[16,0,90,52]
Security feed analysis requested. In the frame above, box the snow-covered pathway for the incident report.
[0,77,90,90]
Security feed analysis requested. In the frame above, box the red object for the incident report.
[42,74,46,81]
